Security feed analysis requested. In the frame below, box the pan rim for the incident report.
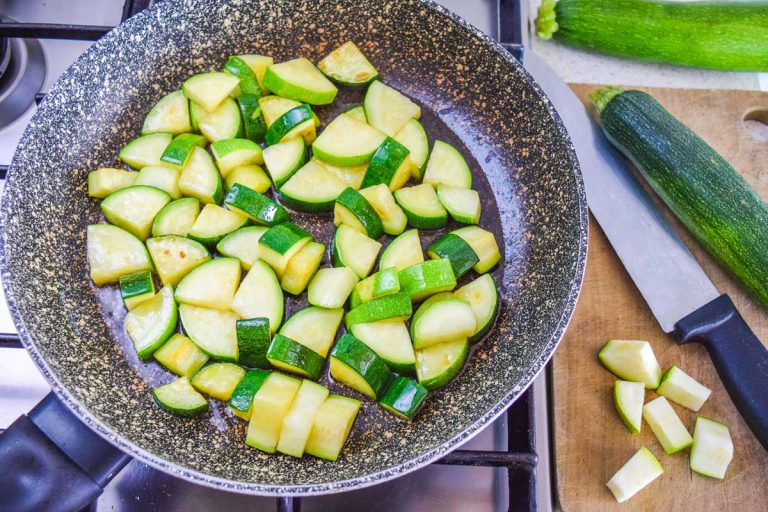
[0,0,588,496]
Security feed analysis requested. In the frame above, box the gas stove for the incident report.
[0,1,554,510]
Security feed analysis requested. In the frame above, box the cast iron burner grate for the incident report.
[0,1,539,510]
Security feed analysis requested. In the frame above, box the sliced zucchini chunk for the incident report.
[246,372,302,453]
[178,146,223,204]
[175,257,241,310]
[598,339,662,389]
[410,291,454,327]
[231,260,284,333]
[236,317,272,369]
[88,168,136,198]
[101,185,171,240]
[279,160,348,212]
[330,334,392,399]
[152,198,200,238]
[119,132,173,169]
[258,222,312,278]
[134,166,182,200]
[372,266,400,298]
[237,54,273,95]
[415,338,469,391]
[305,395,361,461]
[411,298,476,350]
[423,140,472,189]
[263,57,338,105]
[267,334,325,380]
[606,447,664,503]
[399,258,457,302]
[394,184,447,230]
[437,185,481,224]
[225,165,271,194]
[427,233,479,279]
[197,97,243,142]
[656,365,712,412]
[182,71,240,112]
[87,224,152,286]
[179,304,239,361]
[216,226,268,270]
[237,93,268,142]
[361,137,412,191]
[359,184,407,235]
[187,204,248,247]
[224,56,262,97]
[331,224,382,278]
[146,235,210,286]
[308,267,359,309]
[153,333,209,378]
[350,320,416,374]
[614,380,645,434]
[334,187,384,239]
[453,274,498,342]
[224,184,290,226]
[364,80,421,136]
[312,114,386,166]
[281,241,325,295]
[642,396,693,454]
[191,362,246,401]
[318,41,379,87]
[280,306,344,358]
[160,133,206,168]
[394,119,429,178]
[277,380,330,457]
[119,270,155,311]
[143,90,192,135]
[345,292,412,328]
[315,159,367,190]
[125,285,178,359]
[690,417,733,479]
[263,138,307,188]
[451,226,501,273]
[379,229,423,271]
[211,138,263,177]
[265,104,315,146]
[343,105,367,123]
[350,274,375,308]
[380,376,428,419]
[153,377,208,416]
[229,369,271,420]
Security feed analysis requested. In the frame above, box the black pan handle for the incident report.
[0,392,131,512]
[673,294,768,451]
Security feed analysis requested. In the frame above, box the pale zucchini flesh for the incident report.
[179,304,239,361]
[87,224,152,286]
[174,257,241,310]
[642,396,693,454]
[690,417,733,479]
[656,365,711,412]
[125,285,178,359]
[614,380,644,434]
[606,447,663,503]
[598,339,662,389]
[146,235,210,286]
[231,260,284,333]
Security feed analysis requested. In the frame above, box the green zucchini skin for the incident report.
[537,0,768,72]
[596,88,768,308]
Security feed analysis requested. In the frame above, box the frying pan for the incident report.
[0,0,587,500]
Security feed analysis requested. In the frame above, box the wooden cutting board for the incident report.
[554,85,768,511]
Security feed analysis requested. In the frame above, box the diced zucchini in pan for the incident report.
[312,114,386,166]
[598,339,662,389]
[690,417,733,479]
[642,396,693,454]
[152,198,200,238]
[179,304,239,361]
[451,226,501,273]
[119,270,155,310]
[224,56,262,97]
[656,366,711,412]
[344,292,412,328]
[398,258,456,302]
[380,376,428,419]
[394,184,447,230]
[315,159,368,190]
[606,447,663,503]
[263,57,338,105]
[359,184,407,235]
[146,235,210,286]
[343,105,367,123]
[88,168,136,198]
[334,187,384,239]
[125,284,177,359]
[330,334,392,399]
[394,119,429,178]
[281,241,325,295]
[178,146,223,204]
[134,166,182,200]
[246,372,302,453]
[119,132,173,169]
[182,71,240,112]
[453,274,498,342]
[216,226,268,270]
[231,260,284,333]
[224,183,290,226]
[279,160,348,212]
[350,320,416,374]
[280,306,344,358]
[143,90,192,135]
[153,333,209,378]
[350,275,375,308]
[258,222,312,278]
[263,138,307,188]
[265,104,316,146]
[211,138,263,176]
[331,224,382,278]
[415,338,469,390]
[267,334,325,380]
[87,224,152,286]
[437,185,481,224]
[236,317,272,369]
[160,133,206,168]
[187,204,248,247]
[101,185,171,240]
[308,267,359,309]
[372,266,400,298]
[225,165,272,194]
[411,298,476,350]
[259,96,304,126]
[318,41,379,87]
[191,362,245,401]
[153,377,208,416]
[423,140,472,189]
[175,257,241,310]
[360,137,412,191]
[379,229,423,271]
[237,54,273,95]
[364,80,421,136]
[427,233,479,279]
[410,292,453,326]
[614,380,645,434]
[277,380,330,457]
[197,97,243,142]
[305,395,361,461]
[237,93,268,142]
[229,369,271,420]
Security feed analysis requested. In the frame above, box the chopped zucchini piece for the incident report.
[178,146,223,204]
[237,93,268,142]
[265,104,315,146]
[179,304,239,361]
[690,417,733,479]
[350,320,416,374]
[394,184,447,230]
[364,80,421,136]
[119,132,173,169]
[236,317,272,369]
[331,224,382,278]
[191,362,245,401]
[153,377,208,416]
[334,187,384,239]
[451,226,501,273]
[642,396,693,454]
[279,160,348,212]
[187,204,248,247]
[453,274,498,342]
[134,165,182,200]
[330,334,392,399]
[379,229,423,271]
[224,56,262,97]
[345,292,412,328]
[224,183,290,226]
[119,270,155,310]
[125,285,178,359]
[152,198,200,238]
[160,133,206,168]
[398,259,457,302]
[143,90,192,135]
[280,306,344,358]
[614,380,645,434]
[101,185,171,240]
[312,114,386,166]
[277,380,330,457]
[656,366,711,412]
[86,224,152,286]
[146,235,210,286]
[175,257,241,310]
[258,222,312,278]
[225,165,272,193]
[182,71,240,112]
[197,97,243,142]
[216,226,268,270]
[231,260,284,333]
[437,185,481,224]
[598,339,662,389]
[305,395,361,461]
[343,105,367,123]
[394,119,429,178]
[411,298,476,349]
[415,338,469,390]
[262,57,338,105]
[267,334,325,380]
[423,140,472,189]
[280,241,325,295]
[88,168,136,198]
[308,267,359,309]
[229,369,271,420]
[359,184,407,235]
[427,233,479,279]
[153,333,209,378]
[315,159,368,190]
[372,266,400,298]
[246,373,302,453]
[237,54,273,95]
[380,376,428,419]
[211,138,263,177]
[361,137,412,191]
[318,41,379,87]
[263,137,307,188]
[606,447,663,503]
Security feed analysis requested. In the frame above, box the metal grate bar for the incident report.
[0,23,110,41]
[435,449,537,469]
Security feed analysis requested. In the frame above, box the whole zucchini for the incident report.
[537,0,768,72]
[593,87,768,308]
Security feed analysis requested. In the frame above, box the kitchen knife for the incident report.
[524,52,768,450]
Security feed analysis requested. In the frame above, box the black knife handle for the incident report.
[673,294,768,451]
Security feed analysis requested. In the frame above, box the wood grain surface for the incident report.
[554,85,768,511]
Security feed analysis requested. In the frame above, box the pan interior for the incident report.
[0,0,586,493]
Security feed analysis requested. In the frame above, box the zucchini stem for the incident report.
[536,0,560,40]
[591,86,625,114]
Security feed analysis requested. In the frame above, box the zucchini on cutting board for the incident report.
[554,85,768,511]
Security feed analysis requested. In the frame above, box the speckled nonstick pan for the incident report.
[0,0,587,496]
